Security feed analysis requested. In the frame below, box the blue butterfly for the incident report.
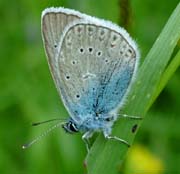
[41,7,141,151]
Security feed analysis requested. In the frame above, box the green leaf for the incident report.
[86,3,180,174]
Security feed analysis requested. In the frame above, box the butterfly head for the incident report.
[62,118,79,134]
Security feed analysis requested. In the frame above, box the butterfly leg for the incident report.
[103,129,130,147]
[82,131,94,152]
[105,135,130,147]
[119,114,142,120]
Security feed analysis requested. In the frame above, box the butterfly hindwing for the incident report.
[57,22,138,121]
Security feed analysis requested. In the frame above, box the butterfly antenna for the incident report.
[22,121,64,149]
[32,118,67,126]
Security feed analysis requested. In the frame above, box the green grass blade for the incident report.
[86,3,180,174]
[153,50,180,102]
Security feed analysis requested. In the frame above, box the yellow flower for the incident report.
[125,144,164,174]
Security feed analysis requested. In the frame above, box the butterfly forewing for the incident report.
[57,23,137,121]
[41,10,81,89]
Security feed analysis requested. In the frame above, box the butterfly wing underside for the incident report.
[41,9,81,89]
[57,23,138,122]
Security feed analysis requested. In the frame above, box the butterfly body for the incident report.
[41,7,140,148]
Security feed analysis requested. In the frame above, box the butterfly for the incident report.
[41,7,140,150]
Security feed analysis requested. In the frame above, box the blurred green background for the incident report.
[0,0,179,174]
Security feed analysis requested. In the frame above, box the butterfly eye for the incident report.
[69,122,78,132]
